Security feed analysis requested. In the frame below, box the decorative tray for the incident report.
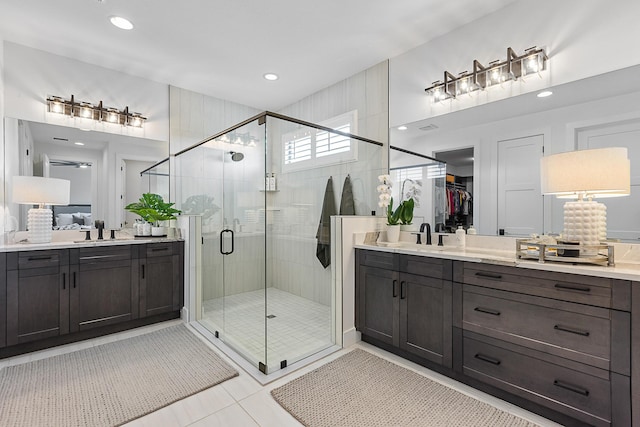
[515,239,614,266]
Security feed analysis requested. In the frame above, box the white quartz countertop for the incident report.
[0,237,181,252]
[354,237,640,281]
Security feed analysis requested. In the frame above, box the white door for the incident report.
[577,119,640,240]
[497,135,544,237]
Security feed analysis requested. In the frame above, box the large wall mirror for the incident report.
[4,118,168,235]
[390,64,640,242]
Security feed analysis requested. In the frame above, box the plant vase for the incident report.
[141,222,152,236]
[386,224,401,243]
[151,225,166,236]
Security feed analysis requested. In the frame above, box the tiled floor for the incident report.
[0,320,563,427]
[201,288,333,373]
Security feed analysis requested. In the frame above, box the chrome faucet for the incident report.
[419,223,432,245]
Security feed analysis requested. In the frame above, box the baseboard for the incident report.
[343,327,361,347]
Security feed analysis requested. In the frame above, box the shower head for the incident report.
[229,151,244,162]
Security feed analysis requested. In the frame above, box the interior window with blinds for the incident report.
[282,110,358,171]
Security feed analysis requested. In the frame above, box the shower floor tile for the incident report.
[200,288,333,373]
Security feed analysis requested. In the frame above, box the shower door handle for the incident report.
[220,229,235,255]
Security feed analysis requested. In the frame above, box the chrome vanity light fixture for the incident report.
[424,46,548,103]
[46,95,147,128]
[540,147,630,246]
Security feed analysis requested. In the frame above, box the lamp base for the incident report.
[563,200,606,251]
[27,207,53,243]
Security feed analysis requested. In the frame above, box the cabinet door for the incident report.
[6,264,69,345]
[357,265,399,347]
[399,272,452,367]
[140,255,180,317]
[139,242,182,317]
[69,247,138,333]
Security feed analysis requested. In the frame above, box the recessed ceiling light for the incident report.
[397,126,408,131]
[110,16,134,30]
[263,73,279,81]
[537,90,553,98]
[74,142,85,146]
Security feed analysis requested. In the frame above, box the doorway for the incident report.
[434,148,474,233]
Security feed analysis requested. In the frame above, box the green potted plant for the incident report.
[125,193,181,236]
[399,178,421,231]
[399,198,415,229]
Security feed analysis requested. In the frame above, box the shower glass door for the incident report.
[219,119,267,370]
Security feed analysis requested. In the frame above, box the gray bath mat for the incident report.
[0,324,238,426]
[272,348,539,427]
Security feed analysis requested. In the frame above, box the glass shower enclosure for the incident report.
[173,112,385,376]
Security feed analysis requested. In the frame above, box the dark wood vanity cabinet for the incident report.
[357,249,635,427]
[139,241,183,317]
[455,262,631,427]
[6,250,70,346]
[356,249,453,368]
[69,245,139,333]
[1,240,184,357]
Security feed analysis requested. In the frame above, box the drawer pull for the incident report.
[554,283,590,293]
[392,280,398,298]
[400,281,406,300]
[151,247,169,252]
[62,272,66,290]
[474,353,501,365]
[475,272,502,280]
[553,379,589,397]
[474,307,501,316]
[80,255,118,261]
[554,324,590,337]
[27,255,53,261]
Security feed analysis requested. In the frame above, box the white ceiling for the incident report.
[0,0,518,111]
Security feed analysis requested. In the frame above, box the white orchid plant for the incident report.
[377,174,402,225]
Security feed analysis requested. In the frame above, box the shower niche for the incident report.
[172,112,386,377]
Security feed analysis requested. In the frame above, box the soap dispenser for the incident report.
[455,226,466,248]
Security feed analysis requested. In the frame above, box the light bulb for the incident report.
[51,102,63,114]
[107,112,118,123]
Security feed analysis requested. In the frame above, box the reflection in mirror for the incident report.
[390,64,640,241]
[389,146,446,234]
[4,118,168,234]
[434,148,474,233]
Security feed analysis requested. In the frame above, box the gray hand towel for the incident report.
[316,177,336,268]
[339,174,355,215]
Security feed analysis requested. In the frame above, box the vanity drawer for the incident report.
[146,242,175,257]
[399,254,451,280]
[463,333,611,427]
[8,249,68,274]
[71,245,132,270]
[463,285,610,368]
[357,249,398,270]
[460,262,612,308]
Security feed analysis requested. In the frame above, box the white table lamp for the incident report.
[12,176,71,243]
[540,147,630,245]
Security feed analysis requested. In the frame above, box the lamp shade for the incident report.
[12,176,70,205]
[540,147,630,198]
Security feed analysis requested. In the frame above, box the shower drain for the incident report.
[266,314,276,319]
